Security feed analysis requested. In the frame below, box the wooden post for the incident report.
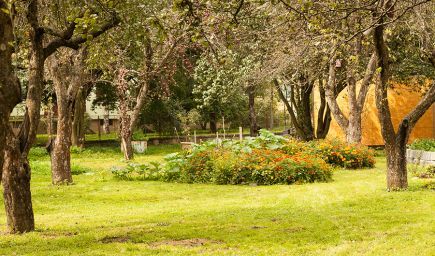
[194,130,197,144]
[239,127,243,141]
[97,115,101,142]
[222,116,226,139]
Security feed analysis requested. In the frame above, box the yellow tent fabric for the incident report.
[313,84,434,145]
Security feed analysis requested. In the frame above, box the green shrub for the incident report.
[111,162,162,181]
[409,138,435,152]
[237,149,332,185]
[409,164,435,179]
[29,147,49,158]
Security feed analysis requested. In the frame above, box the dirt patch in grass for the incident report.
[100,235,131,243]
[149,238,220,248]
[251,226,267,229]
[40,231,78,238]
[283,227,305,233]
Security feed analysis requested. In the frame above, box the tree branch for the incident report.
[357,52,377,108]
[325,58,349,130]
[43,14,120,59]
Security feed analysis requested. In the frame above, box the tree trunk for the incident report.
[51,100,73,184]
[0,117,6,179]
[247,85,257,137]
[346,112,362,144]
[46,103,55,138]
[2,128,35,233]
[120,116,133,160]
[385,142,408,190]
[209,112,217,134]
[72,89,86,148]
[0,0,43,233]
[200,121,207,130]
[103,109,110,134]
[0,0,21,179]
[316,84,332,139]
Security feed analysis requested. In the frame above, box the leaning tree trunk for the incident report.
[247,85,257,137]
[51,100,73,184]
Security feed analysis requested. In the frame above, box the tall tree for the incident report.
[0,0,24,233]
[47,48,91,184]
[372,0,435,190]
[326,52,377,144]
[88,1,190,160]
[2,0,118,232]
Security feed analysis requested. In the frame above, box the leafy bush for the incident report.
[409,164,435,179]
[236,149,332,185]
[299,139,375,169]
[111,162,162,181]
[29,147,49,158]
[409,138,435,152]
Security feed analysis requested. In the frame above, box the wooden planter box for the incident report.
[406,149,435,166]
[181,142,194,150]
[132,140,147,153]
[121,141,148,153]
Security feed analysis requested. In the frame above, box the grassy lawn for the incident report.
[0,145,434,255]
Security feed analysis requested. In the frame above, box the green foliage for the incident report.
[70,146,85,154]
[29,147,49,158]
[409,138,435,152]
[111,162,163,181]
[131,132,148,141]
[71,164,91,175]
[409,164,435,179]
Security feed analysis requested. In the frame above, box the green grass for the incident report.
[0,146,434,255]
